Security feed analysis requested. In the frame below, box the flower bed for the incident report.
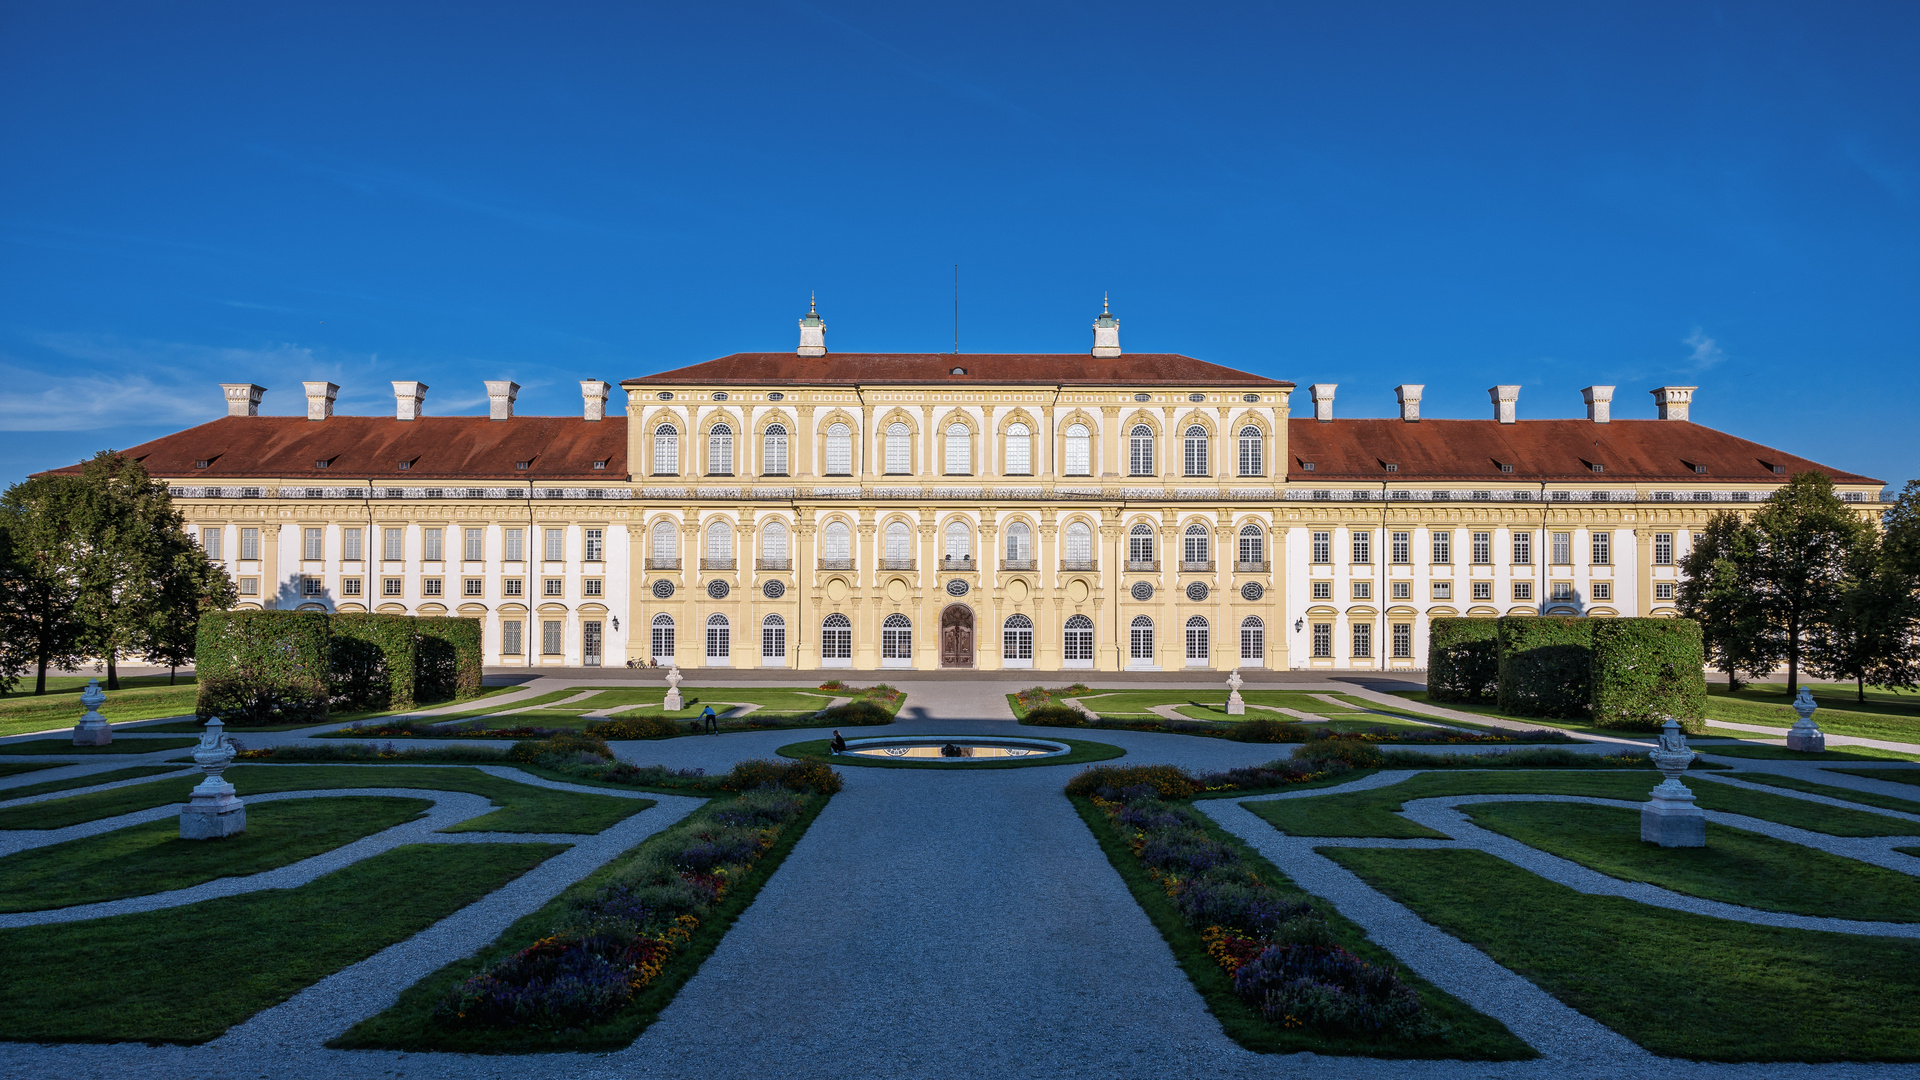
[1024,708,1569,745]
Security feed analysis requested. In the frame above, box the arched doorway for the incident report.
[940,605,975,668]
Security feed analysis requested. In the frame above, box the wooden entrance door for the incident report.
[940,605,974,668]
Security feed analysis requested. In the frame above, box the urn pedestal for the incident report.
[1785,688,1826,753]
[71,678,112,746]
[1225,669,1245,716]
[1642,717,1704,848]
[663,665,684,712]
[181,717,246,840]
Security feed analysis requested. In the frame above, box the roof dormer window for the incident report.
[194,460,210,469]
[1590,463,1606,474]
[1384,463,1399,473]
[515,461,530,471]
[1300,461,1315,472]
[1692,463,1708,475]
[314,459,331,470]
[592,461,607,470]
[1497,462,1514,473]
[950,367,966,375]
[397,460,411,471]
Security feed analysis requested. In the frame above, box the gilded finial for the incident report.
[808,291,817,316]
[1102,292,1110,315]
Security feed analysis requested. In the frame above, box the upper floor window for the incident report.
[1183,524,1209,565]
[653,424,679,475]
[1237,426,1262,476]
[1128,523,1155,564]
[1472,531,1492,564]
[1129,426,1154,476]
[1513,532,1533,565]
[1006,521,1032,562]
[1591,530,1612,566]
[1238,525,1264,565]
[464,527,484,561]
[884,521,912,563]
[824,423,852,475]
[1351,530,1372,564]
[651,521,677,564]
[1004,423,1032,475]
[584,528,604,562]
[1064,423,1091,476]
[705,521,733,563]
[763,424,789,475]
[823,520,852,563]
[944,424,970,475]
[1183,426,1209,477]
[885,422,912,474]
[944,521,971,562]
[708,424,734,475]
[761,520,789,561]
[1065,521,1093,565]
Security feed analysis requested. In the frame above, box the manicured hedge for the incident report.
[196,610,333,724]
[1495,616,1593,719]
[331,613,418,712]
[1426,618,1500,704]
[1589,618,1708,734]
[414,616,485,703]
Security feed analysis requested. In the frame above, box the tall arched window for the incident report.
[763,424,789,475]
[1005,521,1033,564]
[1064,423,1091,476]
[650,613,675,662]
[704,521,733,568]
[1128,523,1155,567]
[1130,615,1155,662]
[708,424,734,475]
[823,520,852,568]
[1063,614,1094,664]
[1065,521,1094,568]
[761,520,789,568]
[944,423,970,475]
[943,521,971,567]
[883,520,912,567]
[1129,425,1154,476]
[881,613,912,663]
[1003,614,1033,662]
[1238,524,1264,568]
[1240,616,1265,665]
[824,422,852,475]
[1185,616,1210,665]
[885,422,912,474]
[1238,426,1263,476]
[762,614,786,662]
[650,520,678,568]
[653,423,679,475]
[1183,524,1210,568]
[705,614,730,662]
[1183,426,1209,476]
[1004,422,1031,475]
[821,613,852,662]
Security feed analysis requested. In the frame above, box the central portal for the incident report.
[940,605,975,668]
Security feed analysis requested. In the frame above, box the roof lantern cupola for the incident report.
[797,293,827,357]
[1091,294,1121,358]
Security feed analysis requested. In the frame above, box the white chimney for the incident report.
[797,294,826,357]
[1308,383,1336,422]
[1652,385,1696,421]
[221,383,264,417]
[1582,385,1615,423]
[392,381,427,421]
[1091,294,1120,358]
[485,380,519,420]
[1394,384,1424,422]
[303,381,338,420]
[1489,385,1520,424]
[580,380,612,421]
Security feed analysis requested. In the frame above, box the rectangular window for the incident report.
[1391,581,1411,599]
[1392,623,1412,658]
[1512,532,1532,565]
[383,528,404,561]
[504,578,524,597]
[1654,533,1674,565]
[1312,623,1332,658]
[1351,581,1371,600]
[1312,581,1332,599]
[584,578,603,597]
[1390,532,1410,564]
[1513,581,1533,601]
[240,527,260,561]
[342,527,363,561]
[544,578,564,597]
[1472,581,1492,600]
[584,528,604,562]
[382,577,403,597]
[423,578,443,597]
[464,528,484,561]
[424,528,444,561]
[502,620,523,655]
[1551,532,1571,564]
[1311,531,1331,563]
[1471,532,1491,564]
[1591,531,1611,565]
[1655,582,1676,600]
[504,528,525,562]
[1351,531,1372,563]
[1064,433,1089,476]
[1432,581,1452,600]
[1352,623,1372,658]
[764,619,787,659]
[302,528,323,561]
[1431,531,1451,564]
[239,577,259,596]
[463,578,483,597]
[542,620,563,655]
[200,528,223,560]
[1592,582,1612,600]
[301,575,323,597]
[1551,581,1574,601]
[545,529,564,561]
[1238,433,1262,476]
[342,577,362,596]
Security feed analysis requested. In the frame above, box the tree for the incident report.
[1885,479,1920,577]
[0,475,88,694]
[138,534,238,683]
[1808,533,1920,702]
[1744,473,1875,696]
[1677,511,1779,691]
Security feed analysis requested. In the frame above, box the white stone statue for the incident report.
[663,665,684,712]
[1225,668,1245,716]
[1641,716,1703,847]
[180,717,246,839]
[1786,686,1825,753]
[71,678,111,746]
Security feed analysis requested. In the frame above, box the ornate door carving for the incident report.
[940,605,974,668]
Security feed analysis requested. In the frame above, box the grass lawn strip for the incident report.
[776,737,1124,769]
[0,796,432,913]
[1071,794,1531,1059]
[0,737,198,756]
[1326,847,1920,1061]
[0,763,56,781]
[1462,801,1920,922]
[0,681,200,738]
[1834,767,1920,790]
[1728,773,1920,817]
[0,842,564,1044]
[333,791,830,1052]
[0,765,649,833]
[0,765,181,802]
[1703,744,1920,762]
[1243,770,1918,840]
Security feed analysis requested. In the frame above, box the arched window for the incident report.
[824,422,852,475]
[1003,613,1033,661]
[881,613,912,661]
[653,423,679,475]
[1238,426,1263,476]
[1183,426,1209,477]
[1064,423,1091,476]
[1005,521,1032,564]
[821,613,852,661]
[650,613,675,661]
[1238,524,1264,568]
[762,614,786,661]
[1185,616,1210,664]
[1128,523,1155,566]
[705,614,730,661]
[943,521,971,566]
[883,520,912,566]
[1183,524,1209,568]
[704,521,733,567]
[650,520,678,568]
[1130,616,1155,662]
[1065,521,1093,567]
[708,423,734,475]
[1129,425,1155,476]
[763,424,789,476]
[885,421,912,474]
[1063,614,1094,663]
[1240,616,1265,665]
[823,521,852,567]
[945,423,970,475]
[761,520,789,566]
[1004,422,1031,475]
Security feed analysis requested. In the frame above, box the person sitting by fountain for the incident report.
[701,705,719,735]
[939,742,972,757]
[830,730,848,754]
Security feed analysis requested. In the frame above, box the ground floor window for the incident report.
[882,614,912,660]
[1003,614,1033,661]
[651,614,675,661]
[763,614,786,659]
[1185,616,1209,664]
[1392,622,1412,658]
[706,614,730,661]
[1311,622,1332,658]
[1064,615,1094,661]
[821,614,852,660]
[1130,616,1155,661]
[501,619,522,656]
[1352,623,1372,658]
[1240,617,1263,664]
[542,620,563,655]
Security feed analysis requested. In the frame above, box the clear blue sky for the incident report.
[2,1,1914,487]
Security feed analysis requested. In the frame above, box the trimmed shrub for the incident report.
[814,700,893,725]
[1589,618,1708,733]
[1290,737,1385,769]
[1023,704,1089,727]
[1426,618,1499,704]
[329,613,418,711]
[509,730,613,765]
[1495,616,1593,718]
[1230,717,1314,743]
[589,715,682,739]
[415,616,484,702]
[195,610,332,724]
[1064,764,1200,800]
[721,758,845,795]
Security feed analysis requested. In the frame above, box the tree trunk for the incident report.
[34,654,47,696]
[106,651,119,692]
[169,665,176,686]
[1860,675,1866,703]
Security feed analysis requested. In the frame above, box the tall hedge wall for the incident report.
[196,610,332,724]
[330,613,418,712]
[414,616,484,703]
[1426,618,1500,704]
[1590,618,1708,733]
[1495,616,1594,718]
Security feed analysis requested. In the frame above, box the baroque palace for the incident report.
[82,302,1881,673]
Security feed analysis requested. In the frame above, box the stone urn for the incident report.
[1786,687,1826,753]
[663,665,684,712]
[1225,668,1246,716]
[1641,716,1704,847]
[71,678,112,746]
[180,717,246,839]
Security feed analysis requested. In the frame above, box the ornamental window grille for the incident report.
[1513,581,1534,601]
[763,424,789,475]
[823,521,852,564]
[1064,424,1091,476]
[1130,616,1155,661]
[1129,425,1154,476]
[1656,582,1676,600]
[705,522,733,563]
[821,614,853,659]
[881,614,912,660]
[1183,426,1208,477]
[423,528,444,561]
[1185,616,1210,663]
[1238,427,1262,476]
[762,615,786,659]
[706,614,730,661]
[885,422,912,474]
[502,619,523,655]
[1183,525,1209,566]
[650,614,675,660]
[708,424,734,475]
[884,521,912,563]
[1473,581,1493,600]
[1432,530,1451,564]
[944,424,970,475]
[1392,623,1413,658]
[1064,615,1094,661]
[654,424,679,474]
[1591,531,1612,565]
[545,529,564,562]
[1312,582,1331,599]
[1003,614,1033,660]
[1311,531,1331,563]
[1238,525,1264,565]
[825,423,852,475]
[1128,524,1155,565]
[1240,617,1264,663]
[1312,622,1332,657]
[1006,521,1032,562]
[1004,422,1032,475]
[1352,623,1373,658]
[542,620,563,655]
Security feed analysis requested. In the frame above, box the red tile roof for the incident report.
[1287,418,1879,485]
[622,352,1292,388]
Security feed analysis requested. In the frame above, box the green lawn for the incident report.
[0,678,201,738]
[0,765,652,833]
[0,796,432,912]
[139,685,519,733]
[1704,683,1920,744]
[1387,692,1624,737]
[1074,689,1381,720]
[777,737,1124,769]
[0,842,564,1044]
[1463,802,1920,922]
[1328,847,1920,1061]
[0,763,57,781]
[0,737,198,756]
[1730,773,1920,817]
[1833,768,1920,790]
[1702,744,1920,762]
[0,765,185,802]
[1242,771,1918,839]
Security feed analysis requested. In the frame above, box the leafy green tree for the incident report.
[1744,473,1876,695]
[1677,511,1778,691]
[1807,533,1920,701]
[0,475,88,694]
[1884,479,1920,577]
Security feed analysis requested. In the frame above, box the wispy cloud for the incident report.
[1683,327,1726,370]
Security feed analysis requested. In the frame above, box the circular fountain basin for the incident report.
[838,736,1072,762]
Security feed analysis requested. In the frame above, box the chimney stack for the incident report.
[1091,294,1121,358]
[1489,385,1520,424]
[1308,383,1336,422]
[1651,385,1696,421]
[221,383,265,417]
[580,380,612,421]
[485,380,519,420]
[392,381,427,421]
[1394,384,1424,422]
[303,381,338,420]
[797,294,826,357]
[1581,385,1615,423]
